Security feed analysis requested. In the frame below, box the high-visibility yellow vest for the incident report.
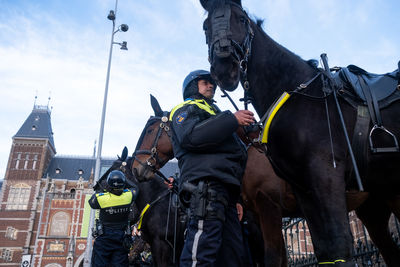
[96,190,133,208]
[169,99,216,121]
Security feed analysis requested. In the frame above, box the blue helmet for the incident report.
[182,70,216,100]
[107,170,126,189]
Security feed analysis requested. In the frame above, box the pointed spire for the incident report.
[47,91,51,107]
[89,167,94,186]
[34,93,38,108]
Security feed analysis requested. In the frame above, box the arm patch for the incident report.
[176,111,188,124]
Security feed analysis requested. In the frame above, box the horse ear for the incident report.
[200,0,209,10]
[120,146,128,161]
[150,94,163,117]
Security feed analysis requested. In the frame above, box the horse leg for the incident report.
[150,238,171,267]
[294,165,355,266]
[387,194,400,220]
[255,190,286,267]
[356,196,400,267]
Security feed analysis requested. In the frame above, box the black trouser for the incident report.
[92,226,129,267]
[180,180,245,267]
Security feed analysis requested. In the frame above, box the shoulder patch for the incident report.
[176,111,188,124]
[99,193,104,196]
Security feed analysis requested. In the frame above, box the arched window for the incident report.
[32,154,38,170]
[49,211,70,236]
[6,183,31,210]
[24,154,29,169]
[15,153,21,169]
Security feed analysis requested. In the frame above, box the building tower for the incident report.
[0,104,55,265]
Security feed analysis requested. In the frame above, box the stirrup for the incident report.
[369,125,399,153]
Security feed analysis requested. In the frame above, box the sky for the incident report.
[0,0,399,179]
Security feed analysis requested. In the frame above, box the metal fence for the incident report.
[282,213,400,267]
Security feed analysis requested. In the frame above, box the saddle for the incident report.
[333,64,400,107]
[332,62,400,154]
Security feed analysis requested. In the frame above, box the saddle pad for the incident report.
[333,65,399,102]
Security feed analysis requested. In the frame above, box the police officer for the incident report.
[89,170,139,267]
[169,70,255,267]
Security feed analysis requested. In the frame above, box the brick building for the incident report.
[0,105,178,267]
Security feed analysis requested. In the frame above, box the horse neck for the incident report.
[247,24,317,116]
[135,178,167,211]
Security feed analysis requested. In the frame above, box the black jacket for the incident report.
[170,97,247,186]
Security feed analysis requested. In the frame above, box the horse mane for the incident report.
[134,117,160,153]
[238,5,317,113]
[94,156,140,192]
[94,164,117,192]
[206,1,312,73]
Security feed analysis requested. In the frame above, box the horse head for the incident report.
[94,147,138,192]
[201,0,253,91]
[132,95,174,181]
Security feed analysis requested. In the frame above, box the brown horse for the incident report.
[200,0,400,266]
[238,127,298,267]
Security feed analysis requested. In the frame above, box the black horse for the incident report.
[94,151,185,267]
[200,0,400,266]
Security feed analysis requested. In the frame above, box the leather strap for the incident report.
[350,106,369,181]
[358,75,382,126]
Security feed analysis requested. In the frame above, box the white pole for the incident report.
[83,1,118,266]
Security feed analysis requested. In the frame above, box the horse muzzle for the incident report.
[132,157,157,181]
[210,55,240,91]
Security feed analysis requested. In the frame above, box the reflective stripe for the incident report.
[318,259,346,265]
[170,99,216,121]
[137,204,151,230]
[191,219,204,267]
[96,191,133,208]
[261,92,291,143]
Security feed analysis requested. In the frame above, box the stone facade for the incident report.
[0,105,178,267]
[0,105,90,267]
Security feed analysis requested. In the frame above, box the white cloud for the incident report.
[0,0,399,179]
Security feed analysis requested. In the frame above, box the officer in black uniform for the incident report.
[169,70,255,267]
[89,170,139,267]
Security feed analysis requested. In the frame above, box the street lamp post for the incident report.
[83,1,128,266]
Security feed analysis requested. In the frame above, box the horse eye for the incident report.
[147,128,154,134]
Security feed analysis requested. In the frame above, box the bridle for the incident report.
[204,0,254,107]
[132,113,172,176]
[205,1,253,65]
